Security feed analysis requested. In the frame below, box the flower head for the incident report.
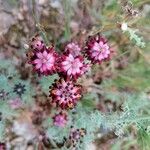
[28,47,57,75]
[13,83,26,97]
[0,89,8,100]
[53,111,67,127]
[8,98,22,109]
[65,42,81,57]
[58,53,87,79]
[85,34,111,64]
[30,34,45,51]
[0,143,6,150]
[49,79,82,109]
[68,127,86,148]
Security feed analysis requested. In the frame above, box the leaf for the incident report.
[0,121,5,141]
[124,28,145,48]
[138,129,150,150]
[39,74,58,94]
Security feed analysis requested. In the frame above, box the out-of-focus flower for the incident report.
[8,98,22,109]
[13,83,26,97]
[68,127,86,148]
[30,34,45,51]
[121,22,128,31]
[53,111,67,127]
[0,89,8,100]
[58,53,87,79]
[49,79,82,109]
[65,42,81,57]
[0,142,6,150]
[85,34,111,64]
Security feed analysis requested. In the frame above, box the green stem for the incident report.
[31,0,49,45]
[63,0,71,40]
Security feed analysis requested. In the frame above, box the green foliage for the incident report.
[0,59,18,77]
[43,92,150,149]
[62,0,72,40]
[0,74,35,105]
[0,101,18,119]
[0,121,5,141]
[101,93,150,137]
[124,28,145,48]
[138,129,150,150]
[102,59,150,92]
[39,74,58,94]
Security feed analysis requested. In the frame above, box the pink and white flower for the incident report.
[53,112,67,127]
[49,79,82,109]
[59,53,87,79]
[28,47,57,75]
[30,35,45,51]
[65,42,81,57]
[8,98,22,109]
[85,34,111,63]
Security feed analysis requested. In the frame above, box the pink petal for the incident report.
[67,68,72,75]
[72,68,78,75]
[63,64,72,71]
[56,90,62,95]
[35,63,42,69]
[62,61,70,65]
[42,65,47,71]
[37,52,43,59]
[34,59,42,64]
[47,53,53,59]
[68,54,74,61]
[43,51,48,57]
[98,54,103,60]
[40,67,44,72]
[99,41,104,47]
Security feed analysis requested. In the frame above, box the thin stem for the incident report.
[63,0,71,40]
[31,0,49,45]
[91,24,117,36]
[116,116,150,124]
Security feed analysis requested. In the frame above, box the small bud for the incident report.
[24,44,29,49]
[121,23,128,31]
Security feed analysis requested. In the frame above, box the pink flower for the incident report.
[0,143,6,150]
[85,34,111,63]
[49,79,82,109]
[59,53,87,79]
[30,35,45,51]
[28,47,57,75]
[53,112,67,127]
[8,98,22,109]
[65,42,81,57]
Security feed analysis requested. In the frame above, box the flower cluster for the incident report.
[27,33,111,127]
